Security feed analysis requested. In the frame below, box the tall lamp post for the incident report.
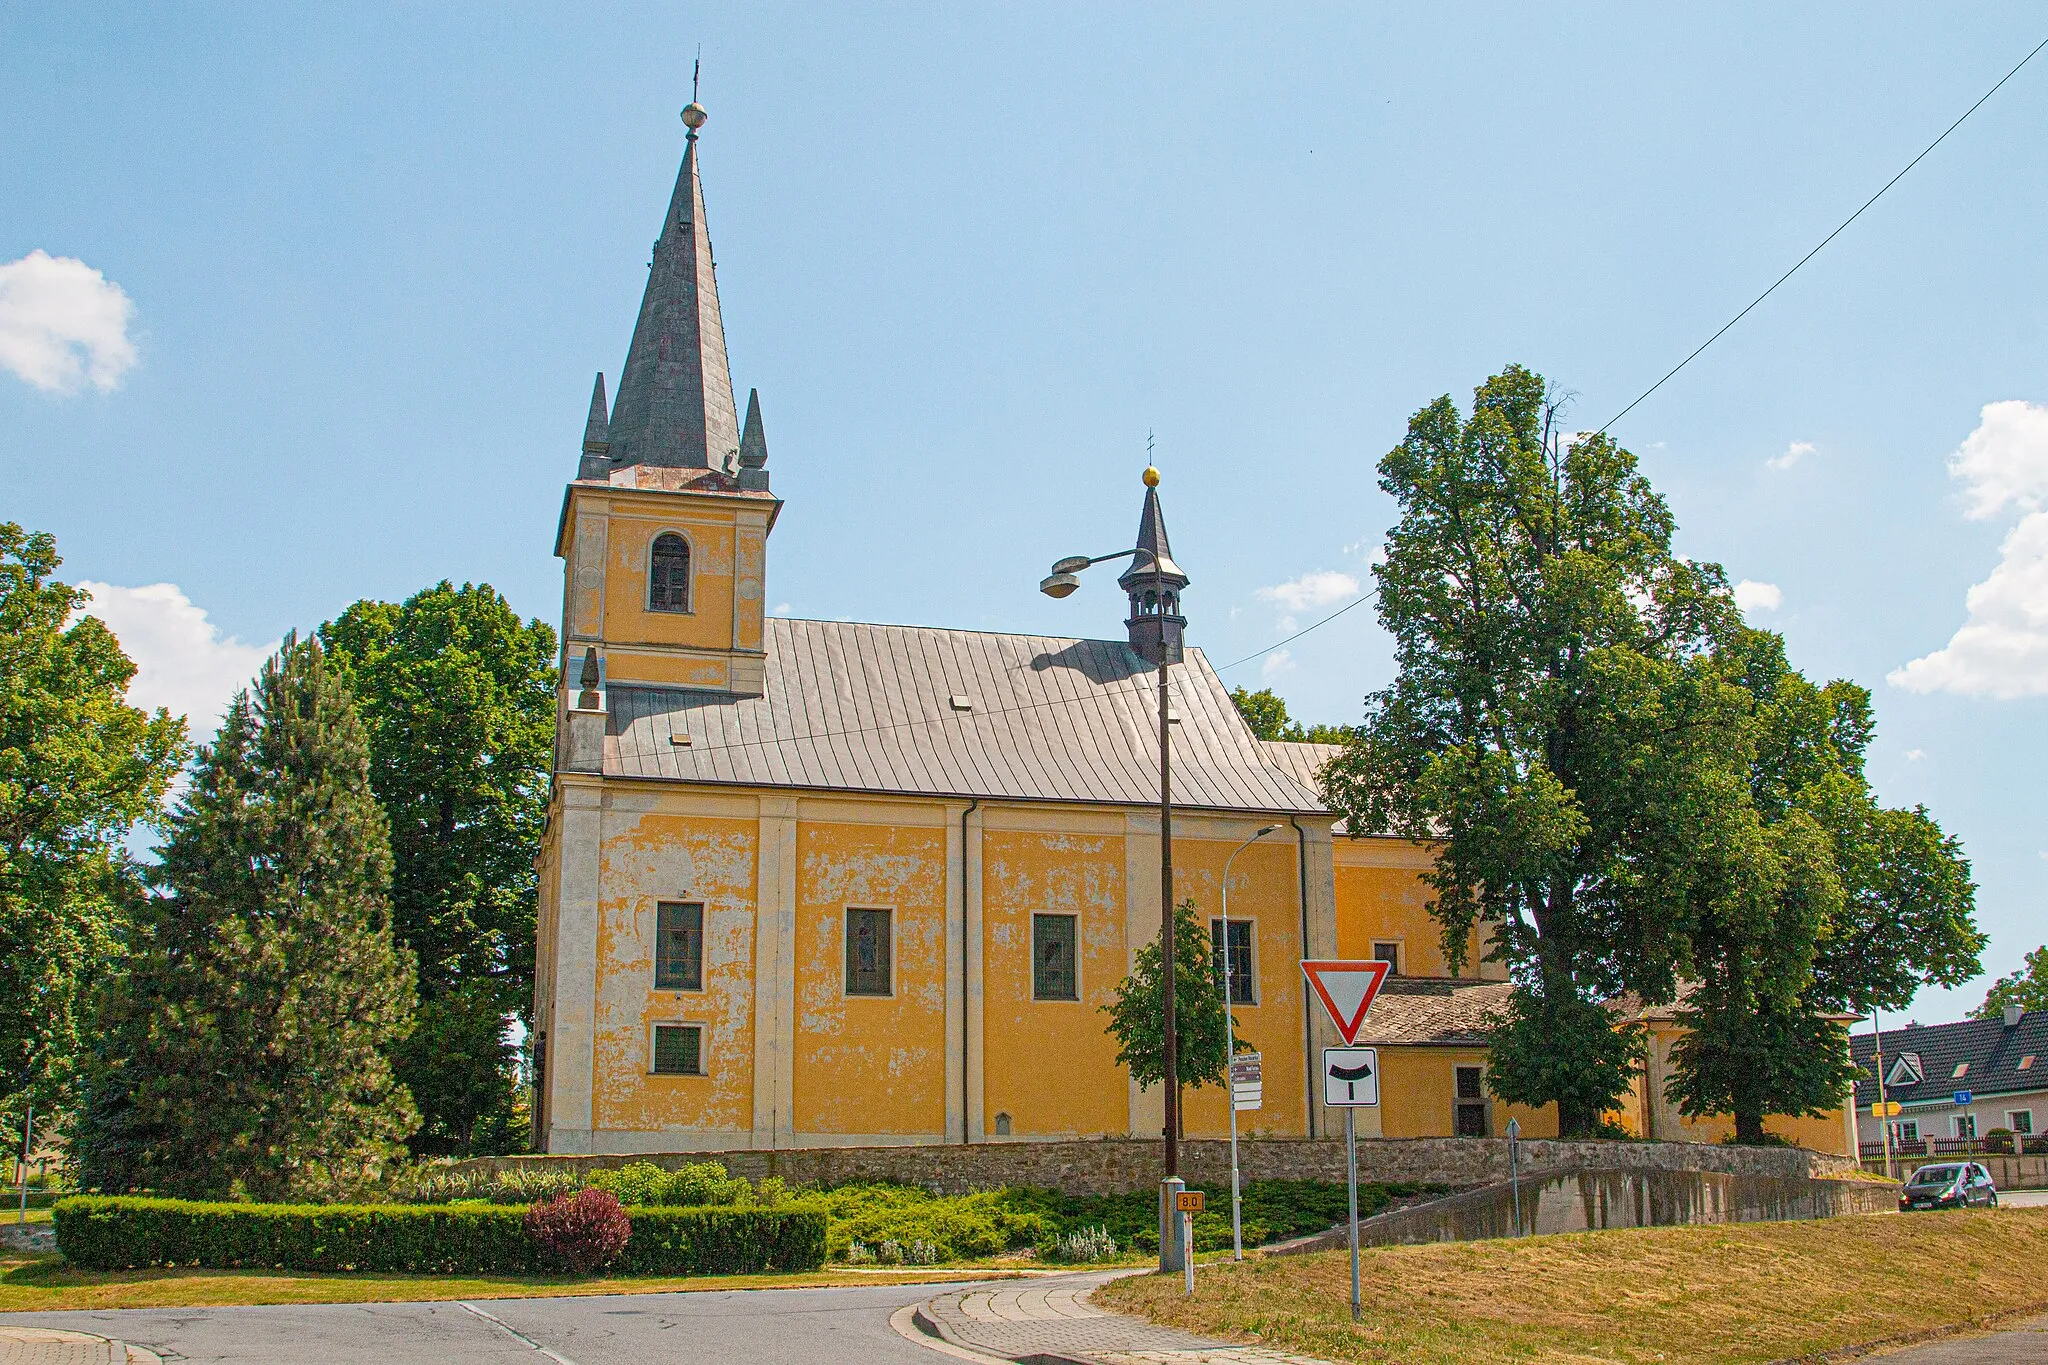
[1041,465,1189,1273]
[1220,824,1279,1261]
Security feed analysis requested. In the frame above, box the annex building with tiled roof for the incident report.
[1852,1007,2048,1153]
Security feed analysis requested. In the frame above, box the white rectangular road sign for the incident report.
[1230,1051,1263,1112]
[1323,1047,1380,1107]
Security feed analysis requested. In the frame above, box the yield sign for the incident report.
[1300,959,1392,1045]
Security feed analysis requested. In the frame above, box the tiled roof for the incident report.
[604,618,1329,813]
[1851,1010,2048,1108]
[1354,978,1514,1046]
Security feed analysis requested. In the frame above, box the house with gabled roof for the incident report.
[1853,1007,2048,1155]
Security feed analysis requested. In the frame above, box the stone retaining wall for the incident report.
[1862,1152,2047,1189]
[457,1137,1855,1196]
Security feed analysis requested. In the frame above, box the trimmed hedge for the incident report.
[53,1196,827,1276]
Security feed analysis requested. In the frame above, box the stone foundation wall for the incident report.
[456,1137,1856,1196]
[1862,1152,2047,1190]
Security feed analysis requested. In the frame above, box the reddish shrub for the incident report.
[524,1189,630,1274]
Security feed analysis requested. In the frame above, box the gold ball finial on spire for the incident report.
[681,102,708,131]
[1142,466,1160,488]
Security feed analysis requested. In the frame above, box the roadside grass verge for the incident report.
[0,1254,1017,1313]
[1099,1209,2048,1364]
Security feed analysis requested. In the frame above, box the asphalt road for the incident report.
[0,1280,976,1364]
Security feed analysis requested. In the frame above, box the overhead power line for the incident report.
[1595,32,2048,435]
[1219,34,2047,673]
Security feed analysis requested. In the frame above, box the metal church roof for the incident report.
[604,617,1329,813]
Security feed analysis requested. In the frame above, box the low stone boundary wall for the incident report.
[1862,1153,2047,1190]
[1277,1169,1899,1253]
[458,1137,1856,1196]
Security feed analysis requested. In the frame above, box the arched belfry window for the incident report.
[649,533,691,613]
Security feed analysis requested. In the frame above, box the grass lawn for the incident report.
[1100,1209,2048,1365]
[0,1254,1023,1314]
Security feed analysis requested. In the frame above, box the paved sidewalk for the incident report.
[0,1328,157,1364]
[1871,1313,2048,1362]
[908,1272,1330,1365]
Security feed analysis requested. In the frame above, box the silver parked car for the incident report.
[1900,1162,1999,1211]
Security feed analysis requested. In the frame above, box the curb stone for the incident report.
[0,1328,161,1364]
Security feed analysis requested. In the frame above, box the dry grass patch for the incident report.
[1100,1209,2048,1364]
[0,1254,1010,1313]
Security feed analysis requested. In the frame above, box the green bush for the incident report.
[807,1184,1048,1262]
[587,1161,753,1208]
[54,1196,826,1276]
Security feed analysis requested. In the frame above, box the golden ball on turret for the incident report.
[1142,466,1160,488]
[681,102,708,130]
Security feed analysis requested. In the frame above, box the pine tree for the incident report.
[78,635,418,1198]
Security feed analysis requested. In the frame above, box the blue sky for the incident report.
[5,4,2044,1024]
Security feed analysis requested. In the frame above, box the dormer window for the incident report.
[1887,1053,1925,1087]
[649,533,691,613]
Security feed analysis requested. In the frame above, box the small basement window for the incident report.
[651,1023,704,1076]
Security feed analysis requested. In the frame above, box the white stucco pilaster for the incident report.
[752,795,799,1147]
[545,779,604,1153]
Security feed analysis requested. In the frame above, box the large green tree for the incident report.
[78,635,418,1198]
[1229,687,1355,745]
[1975,947,2048,1018]
[1667,630,1981,1141]
[0,523,184,1128]
[1103,899,1242,1098]
[319,583,555,1155]
[1321,366,1749,1134]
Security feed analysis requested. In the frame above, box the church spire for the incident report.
[1119,466,1188,665]
[603,99,742,473]
[577,372,611,480]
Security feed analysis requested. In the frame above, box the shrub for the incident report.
[390,1164,581,1206]
[1041,1225,1118,1263]
[525,1190,630,1274]
[54,1196,827,1276]
[588,1161,752,1208]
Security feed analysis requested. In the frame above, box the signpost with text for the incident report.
[1301,959,1392,1323]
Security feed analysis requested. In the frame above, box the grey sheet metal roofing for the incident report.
[605,617,1329,813]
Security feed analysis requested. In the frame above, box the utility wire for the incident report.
[1595,32,2048,435]
[1220,34,2047,673]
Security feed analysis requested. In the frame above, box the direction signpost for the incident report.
[1301,959,1392,1323]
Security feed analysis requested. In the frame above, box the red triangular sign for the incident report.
[1301,959,1392,1045]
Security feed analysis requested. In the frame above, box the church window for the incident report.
[654,901,704,991]
[1210,919,1256,1004]
[1032,914,1078,1001]
[845,908,893,996]
[1454,1065,1490,1137]
[651,1023,704,1076]
[649,532,692,613]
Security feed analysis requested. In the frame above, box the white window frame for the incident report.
[1892,1119,1919,1144]
[648,1020,707,1077]
[843,905,897,999]
[2007,1109,2033,1135]
[1210,916,1259,1006]
[1953,1113,1977,1140]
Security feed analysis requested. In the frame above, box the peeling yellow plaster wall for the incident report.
[981,829,1129,1138]
[592,812,758,1133]
[1174,837,1309,1140]
[793,822,948,1136]
[1377,1046,1558,1138]
[602,502,738,652]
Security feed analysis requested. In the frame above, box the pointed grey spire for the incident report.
[1119,470,1188,666]
[605,105,742,474]
[577,373,611,480]
[736,387,770,490]
[576,647,603,710]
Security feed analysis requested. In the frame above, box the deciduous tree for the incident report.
[0,523,183,1124]
[319,583,555,1155]
[1104,899,1241,1098]
[1975,947,2048,1018]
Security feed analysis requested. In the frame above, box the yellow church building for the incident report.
[530,104,1845,1159]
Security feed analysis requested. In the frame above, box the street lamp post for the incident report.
[1221,824,1279,1261]
[1040,466,1188,1273]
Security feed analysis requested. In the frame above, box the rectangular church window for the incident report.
[1210,919,1256,1004]
[655,902,704,991]
[1033,913,1078,1001]
[1455,1065,1490,1137]
[651,1023,703,1076]
[845,907,893,996]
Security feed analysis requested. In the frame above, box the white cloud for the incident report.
[1733,580,1782,613]
[769,602,792,616]
[1904,749,1926,762]
[76,583,277,739]
[0,250,138,393]
[1260,648,1295,682]
[1767,440,1816,471]
[1255,569,1359,631]
[1891,401,2048,698]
